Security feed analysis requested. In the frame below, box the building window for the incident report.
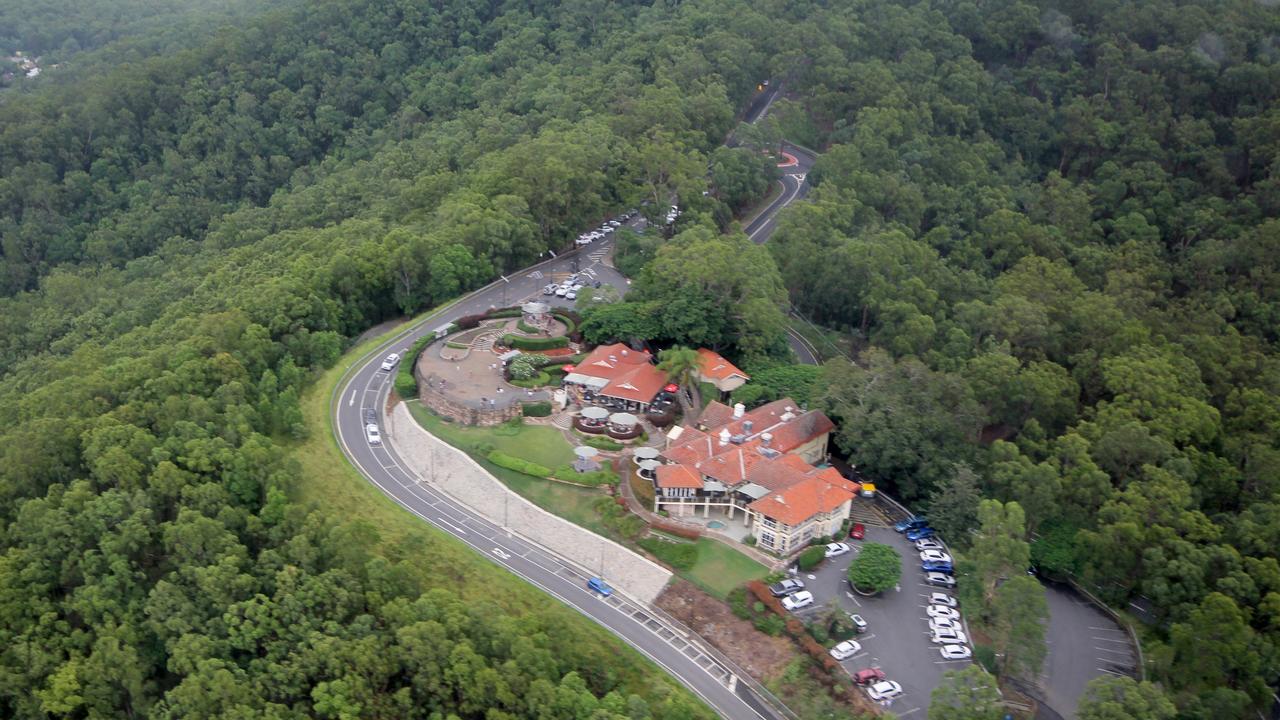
[762,517,777,529]
[759,531,775,548]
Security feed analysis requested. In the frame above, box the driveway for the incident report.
[785,526,970,717]
[1039,582,1138,718]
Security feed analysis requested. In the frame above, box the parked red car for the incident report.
[849,523,866,540]
[853,667,885,685]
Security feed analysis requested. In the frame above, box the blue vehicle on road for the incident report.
[921,560,954,574]
[906,527,936,541]
[895,517,929,533]
[587,577,613,596]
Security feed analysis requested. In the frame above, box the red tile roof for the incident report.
[655,464,703,489]
[601,363,669,403]
[697,349,749,381]
[748,475,854,526]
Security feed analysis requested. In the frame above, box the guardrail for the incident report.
[1067,578,1146,681]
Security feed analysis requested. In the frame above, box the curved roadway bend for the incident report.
[334,223,811,718]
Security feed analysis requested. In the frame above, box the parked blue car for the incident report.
[587,577,613,596]
[921,560,954,574]
[894,517,929,533]
[906,527,936,541]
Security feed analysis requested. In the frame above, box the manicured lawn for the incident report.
[405,400,611,535]
[682,538,770,600]
[406,401,575,468]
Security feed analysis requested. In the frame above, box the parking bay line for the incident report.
[1092,636,1131,644]
[1095,646,1132,656]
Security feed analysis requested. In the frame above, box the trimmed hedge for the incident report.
[502,334,569,350]
[487,451,550,478]
[797,546,826,571]
[517,319,541,334]
[486,307,523,319]
[393,331,438,398]
[509,370,552,388]
[581,435,623,451]
[551,466,619,487]
[521,401,552,417]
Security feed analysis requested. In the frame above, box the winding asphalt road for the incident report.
[331,109,817,718]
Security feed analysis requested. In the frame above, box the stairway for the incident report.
[552,412,574,430]
[848,498,891,528]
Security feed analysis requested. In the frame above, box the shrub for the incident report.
[454,314,485,330]
[847,542,902,593]
[509,371,551,388]
[754,614,785,636]
[552,467,618,487]
[581,435,623,451]
[487,451,550,478]
[502,334,570,351]
[485,307,522,318]
[508,354,539,380]
[974,644,999,674]
[521,401,552,417]
[651,518,701,540]
[742,535,757,546]
[517,319,540,334]
[552,310,581,334]
[728,588,751,619]
[637,537,698,569]
[797,546,826,571]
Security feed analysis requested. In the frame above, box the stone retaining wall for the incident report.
[387,403,673,602]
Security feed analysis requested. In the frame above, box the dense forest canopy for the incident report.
[2,0,1279,717]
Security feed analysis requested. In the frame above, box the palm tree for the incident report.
[657,345,703,422]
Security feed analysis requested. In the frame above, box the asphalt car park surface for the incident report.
[785,524,971,717]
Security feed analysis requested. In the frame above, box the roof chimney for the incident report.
[719,428,731,446]
[733,403,745,418]
[761,432,772,446]
[743,420,753,434]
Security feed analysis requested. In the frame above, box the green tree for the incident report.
[847,543,902,594]
[967,500,1031,606]
[1077,676,1176,720]
[991,575,1048,682]
[928,665,1004,720]
[926,463,983,547]
[657,346,704,419]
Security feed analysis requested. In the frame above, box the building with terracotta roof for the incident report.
[696,349,750,393]
[651,397,853,556]
[562,343,670,412]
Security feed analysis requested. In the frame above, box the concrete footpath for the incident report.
[387,402,672,603]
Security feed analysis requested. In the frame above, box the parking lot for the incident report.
[785,523,971,716]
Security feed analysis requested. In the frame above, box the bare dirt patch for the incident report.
[656,579,795,681]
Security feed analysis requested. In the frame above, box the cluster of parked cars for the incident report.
[575,212,634,246]
[543,273,602,300]
[895,517,972,660]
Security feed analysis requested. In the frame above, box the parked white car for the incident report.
[824,542,851,558]
[866,681,903,701]
[829,640,861,660]
[929,617,960,634]
[782,591,814,611]
[926,605,960,621]
[365,424,381,445]
[916,539,945,551]
[929,592,957,607]
[555,286,569,297]
[931,629,968,644]
[940,644,972,660]
[925,572,957,588]
[565,291,577,300]
[920,550,953,564]
[379,353,400,371]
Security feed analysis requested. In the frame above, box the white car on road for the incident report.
[929,592,957,607]
[829,640,861,660]
[379,353,400,371]
[365,423,382,445]
[825,542,851,558]
[920,550,953,564]
[926,605,960,621]
[866,681,903,701]
[782,591,814,611]
[940,644,972,660]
